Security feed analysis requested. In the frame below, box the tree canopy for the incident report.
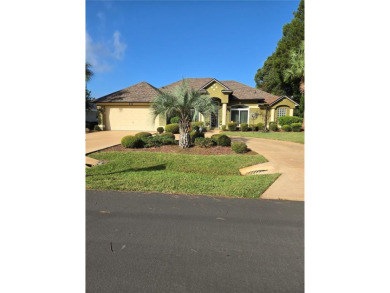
[254,0,304,114]
[86,62,94,111]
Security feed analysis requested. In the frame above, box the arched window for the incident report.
[230,105,249,125]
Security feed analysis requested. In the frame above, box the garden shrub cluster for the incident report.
[291,123,302,132]
[282,125,292,132]
[135,132,152,139]
[227,122,237,131]
[194,137,216,148]
[190,130,205,143]
[277,116,303,126]
[121,135,144,148]
[221,125,226,131]
[191,121,206,132]
[93,125,101,131]
[165,123,179,134]
[240,123,249,132]
[211,134,231,146]
[160,132,175,140]
[257,122,264,131]
[157,127,164,134]
[142,136,176,148]
[269,122,279,132]
[231,142,248,153]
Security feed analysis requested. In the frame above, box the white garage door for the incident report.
[105,106,155,131]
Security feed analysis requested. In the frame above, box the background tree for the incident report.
[86,62,94,111]
[151,80,217,149]
[254,0,304,115]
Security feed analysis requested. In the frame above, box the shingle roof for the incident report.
[95,78,281,104]
[94,81,161,103]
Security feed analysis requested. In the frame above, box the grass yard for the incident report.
[86,151,280,198]
[223,131,304,144]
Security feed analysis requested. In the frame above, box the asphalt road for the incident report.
[86,190,304,293]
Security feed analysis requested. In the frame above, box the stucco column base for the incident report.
[222,103,227,126]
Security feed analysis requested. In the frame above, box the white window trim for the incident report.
[277,107,287,118]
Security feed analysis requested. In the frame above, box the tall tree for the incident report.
[284,40,304,94]
[86,62,94,110]
[151,80,217,149]
[254,0,304,105]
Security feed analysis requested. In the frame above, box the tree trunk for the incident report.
[263,107,269,132]
[179,120,191,149]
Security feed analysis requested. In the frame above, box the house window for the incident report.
[277,108,287,118]
[230,106,249,124]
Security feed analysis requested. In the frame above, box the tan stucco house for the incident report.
[94,78,299,131]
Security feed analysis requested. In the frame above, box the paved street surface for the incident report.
[86,190,304,293]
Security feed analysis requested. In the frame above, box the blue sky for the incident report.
[86,0,299,99]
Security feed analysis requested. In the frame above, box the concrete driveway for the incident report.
[86,130,141,154]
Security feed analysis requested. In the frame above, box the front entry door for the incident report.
[210,112,218,128]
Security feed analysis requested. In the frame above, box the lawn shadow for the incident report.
[87,164,167,177]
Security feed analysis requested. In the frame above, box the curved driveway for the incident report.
[86,131,304,201]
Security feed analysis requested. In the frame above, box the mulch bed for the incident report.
[102,144,258,156]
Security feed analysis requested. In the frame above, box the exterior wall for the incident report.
[204,82,229,104]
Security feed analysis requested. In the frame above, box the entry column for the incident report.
[222,103,227,125]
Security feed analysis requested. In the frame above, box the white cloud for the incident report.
[86,30,127,73]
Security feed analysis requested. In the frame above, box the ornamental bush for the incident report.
[157,127,164,134]
[282,125,292,132]
[215,134,231,147]
[291,123,302,132]
[195,137,216,148]
[190,131,204,143]
[250,124,258,131]
[227,122,237,131]
[160,132,175,140]
[221,125,226,131]
[170,116,180,124]
[165,123,179,134]
[142,136,175,148]
[121,135,144,148]
[257,122,264,131]
[269,122,279,132]
[231,142,248,153]
[240,123,249,131]
[277,116,303,126]
[135,132,152,139]
[94,125,101,131]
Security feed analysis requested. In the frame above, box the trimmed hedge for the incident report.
[257,122,264,131]
[282,125,292,132]
[194,137,216,148]
[250,124,258,131]
[159,132,175,140]
[291,123,302,132]
[277,116,303,126]
[227,122,237,131]
[165,123,179,134]
[231,142,248,153]
[240,123,249,132]
[135,132,152,139]
[211,134,231,146]
[121,135,144,148]
[269,122,279,132]
[190,131,204,143]
[221,125,226,131]
[157,127,164,134]
[170,116,180,124]
[142,136,175,148]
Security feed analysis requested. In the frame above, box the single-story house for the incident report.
[94,78,299,131]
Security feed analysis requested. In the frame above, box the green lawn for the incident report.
[223,131,305,144]
[86,151,280,198]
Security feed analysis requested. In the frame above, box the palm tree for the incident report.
[151,79,217,149]
[86,62,94,82]
[86,63,94,111]
[283,41,304,94]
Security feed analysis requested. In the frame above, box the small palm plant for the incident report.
[283,41,305,94]
[151,79,217,149]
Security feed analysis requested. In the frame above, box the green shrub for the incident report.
[190,131,204,143]
[170,116,180,124]
[157,127,164,134]
[221,125,226,131]
[142,136,176,148]
[135,132,152,139]
[194,137,216,148]
[269,122,279,132]
[256,122,264,131]
[210,134,221,143]
[227,122,237,131]
[277,116,303,126]
[165,123,179,134]
[160,132,175,140]
[282,125,292,132]
[121,135,144,148]
[191,121,206,132]
[291,123,302,132]
[250,124,258,131]
[94,125,101,131]
[240,123,249,131]
[215,134,231,147]
[231,142,248,153]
